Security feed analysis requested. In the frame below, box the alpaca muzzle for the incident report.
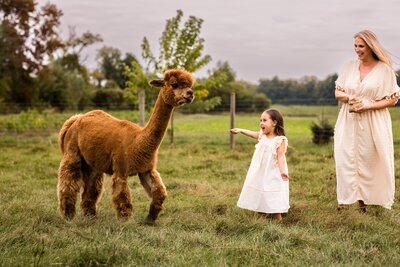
[182,89,194,103]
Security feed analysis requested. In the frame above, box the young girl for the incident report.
[231,109,289,222]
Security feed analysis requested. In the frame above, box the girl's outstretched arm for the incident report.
[230,128,259,139]
[276,139,289,181]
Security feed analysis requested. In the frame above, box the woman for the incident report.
[334,30,399,211]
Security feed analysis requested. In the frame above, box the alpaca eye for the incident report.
[171,83,179,89]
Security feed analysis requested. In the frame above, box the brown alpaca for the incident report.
[57,69,195,221]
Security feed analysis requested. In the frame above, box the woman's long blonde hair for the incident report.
[354,30,393,68]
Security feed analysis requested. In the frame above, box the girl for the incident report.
[231,109,289,222]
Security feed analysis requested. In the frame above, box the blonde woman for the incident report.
[334,30,399,212]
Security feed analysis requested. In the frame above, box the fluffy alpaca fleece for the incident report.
[57,69,195,221]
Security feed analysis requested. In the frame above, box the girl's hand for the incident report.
[281,173,289,181]
[230,128,241,134]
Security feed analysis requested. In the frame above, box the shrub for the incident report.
[92,88,129,110]
[311,118,334,145]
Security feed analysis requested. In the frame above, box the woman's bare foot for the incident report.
[358,200,367,213]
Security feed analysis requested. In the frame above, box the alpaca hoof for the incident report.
[61,204,76,220]
[82,208,97,218]
[144,215,156,225]
[114,202,133,219]
[116,208,132,220]
[117,212,131,220]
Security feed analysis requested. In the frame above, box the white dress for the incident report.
[237,134,290,213]
[334,60,400,209]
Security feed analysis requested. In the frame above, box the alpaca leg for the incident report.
[139,170,167,221]
[57,156,82,219]
[110,174,133,219]
[81,168,105,217]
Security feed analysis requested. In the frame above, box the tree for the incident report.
[124,61,154,125]
[202,61,270,113]
[0,0,64,107]
[141,9,212,143]
[38,59,90,111]
[38,27,102,111]
[96,46,139,89]
[316,73,338,105]
[0,1,102,111]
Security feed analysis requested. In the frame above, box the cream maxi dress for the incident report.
[237,134,290,213]
[334,60,400,209]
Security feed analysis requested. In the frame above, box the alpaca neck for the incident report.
[140,93,174,151]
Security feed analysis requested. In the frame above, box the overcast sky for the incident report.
[37,0,400,83]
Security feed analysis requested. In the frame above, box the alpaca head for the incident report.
[149,69,195,107]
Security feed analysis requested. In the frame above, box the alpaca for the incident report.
[57,69,195,221]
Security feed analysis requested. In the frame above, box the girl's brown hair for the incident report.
[265,109,285,136]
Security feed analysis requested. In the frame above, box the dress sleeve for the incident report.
[272,136,288,159]
[258,130,263,141]
[335,61,352,91]
[379,65,400,101]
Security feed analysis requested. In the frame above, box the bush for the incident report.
[92,88,130,110]
[311,119,334,145]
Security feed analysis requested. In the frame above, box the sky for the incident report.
[37,0,400,83]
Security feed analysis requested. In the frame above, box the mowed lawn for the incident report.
[1,105,400,266]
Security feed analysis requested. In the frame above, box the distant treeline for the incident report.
[257,74,339,106]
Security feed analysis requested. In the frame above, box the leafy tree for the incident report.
[0,0,64,107]
[92,88,128,110]
[124,61,155,125]
[58,26,102,83]
[64,26,102,56]
[0,1,102,111]
[37,27,102,111]
[202,61,270,113]
[141,9,212,142]
[38,60,91,111]
[181,61,235,113]
[142,9,211,73]
[316,73,338,105]
[96,46,138,89]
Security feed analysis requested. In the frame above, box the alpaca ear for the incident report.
[149,79,165,88]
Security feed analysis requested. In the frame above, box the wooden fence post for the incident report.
[170,113,174,144]
[230,92,236,149]
[138,89,145,126]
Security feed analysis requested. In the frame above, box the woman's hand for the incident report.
[351,98,373,113]
[281,173,289,181]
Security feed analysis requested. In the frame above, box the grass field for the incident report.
[1,105,400,266]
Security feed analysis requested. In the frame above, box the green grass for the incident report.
[1,106,400,266]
